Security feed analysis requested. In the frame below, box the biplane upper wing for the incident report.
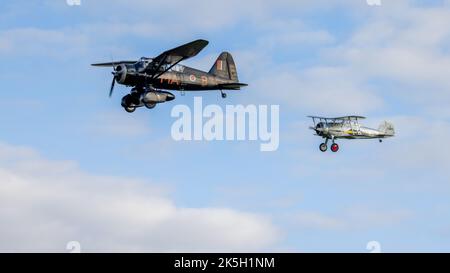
[145,39,209,79]
[308,115,366,121]
[308,115,329,120]
[333,115,366,120]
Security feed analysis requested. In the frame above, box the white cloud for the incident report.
[288,208,412,231]
[216,1,450,118]
[253,66,383,115]
[373,116,450,171]
[323,4,450,110]
[0,27,89,58]
[256,19,335,48]
[0,142,279,252]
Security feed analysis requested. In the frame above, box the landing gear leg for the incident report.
[221,90,227,99]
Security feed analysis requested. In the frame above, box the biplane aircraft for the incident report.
[308,116,395,152]
[92,39,247,113]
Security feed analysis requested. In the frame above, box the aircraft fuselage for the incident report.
[315,122,394,139]
[116,64,238,91]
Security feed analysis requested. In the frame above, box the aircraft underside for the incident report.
[317,134,389,153]
[119,84,232,113]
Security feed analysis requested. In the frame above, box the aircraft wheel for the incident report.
[121,94,133,107]
[131,93,141,105]
[124,106,136,113]
[221,92,227,99]
[319,143,328,152]
[331,143,339,153]
[145,102,156,109]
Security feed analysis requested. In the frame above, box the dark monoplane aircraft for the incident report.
[92,39,247,112]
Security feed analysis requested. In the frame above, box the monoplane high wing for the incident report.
[91,61,138,67]
[145,39,209,79]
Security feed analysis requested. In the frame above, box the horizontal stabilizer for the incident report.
[217,83,248,90]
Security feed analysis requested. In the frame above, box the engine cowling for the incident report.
[142,91,175,104]
[115,64,128,84]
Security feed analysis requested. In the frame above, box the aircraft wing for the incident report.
[308,115,328,120]
[308,115,366,121]
[91,61,137,67]
[333,115,366,120]
[145,39,209,78]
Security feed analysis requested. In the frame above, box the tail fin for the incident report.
[378,121,395,136]
[209,52,239,82]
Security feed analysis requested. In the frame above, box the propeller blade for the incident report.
[109,76,116,97]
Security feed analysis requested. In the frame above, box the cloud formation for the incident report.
[0,142,279,252]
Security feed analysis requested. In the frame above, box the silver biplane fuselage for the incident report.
[308,116,395,152]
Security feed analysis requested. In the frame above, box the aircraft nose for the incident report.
[115,64,127,84]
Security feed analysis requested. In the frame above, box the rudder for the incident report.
[379,121,395,136]
[209,52,239,82]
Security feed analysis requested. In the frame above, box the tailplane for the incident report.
[209,52,239,82]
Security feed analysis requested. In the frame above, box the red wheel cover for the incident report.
[331,144,339,152]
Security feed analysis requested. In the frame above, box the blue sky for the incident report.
[1,0,450,252]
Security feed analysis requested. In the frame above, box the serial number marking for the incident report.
[218,257,275,268]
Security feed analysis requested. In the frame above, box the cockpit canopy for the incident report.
[134,57,152,72]
[133,57,184,73]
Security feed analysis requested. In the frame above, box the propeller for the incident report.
[311,126,326,136]
[109,71,116,97]
[107,63,128,97]
[92,56,132,98]
[109,55,117,98]
[109,64,124,98]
